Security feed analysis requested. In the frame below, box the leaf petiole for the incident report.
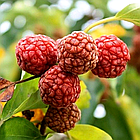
[84,16,118,33]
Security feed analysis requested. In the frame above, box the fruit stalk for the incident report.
[84,16,118,33]
[1,75,39,90]
[14,75,39,85]
[66,131,73,140]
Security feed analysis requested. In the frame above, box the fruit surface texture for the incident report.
[92,35,130,78]
[44,103,81,133]
[39,65,81,108]
[57,31,98,75]
[16,34,57,76]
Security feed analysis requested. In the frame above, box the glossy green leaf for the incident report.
[76,81,91,110]
[115,3,140,26]
[119,95,140,140]
[0,117,45,140]
[69,124,112,140]
[1,72,46,121]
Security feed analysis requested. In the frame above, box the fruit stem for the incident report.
[66,131,73,140]
[14,75,39,85]
[40,117,47,135]
[84,16,118,33]
[0,75,39,91]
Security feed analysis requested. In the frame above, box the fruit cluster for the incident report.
[15,31,130,133]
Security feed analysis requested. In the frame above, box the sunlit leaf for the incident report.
[119,95,140,140]
[80,78,104,124]
[69,124,112,140]
[76,81,91,110]
[0,117,45,140]
[115,3,140,26]
[90,23,126,39]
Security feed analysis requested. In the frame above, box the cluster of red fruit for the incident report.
[15,31,130,133]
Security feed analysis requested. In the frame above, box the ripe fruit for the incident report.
[44,103,81,133]
[39,65,81,108]
[15,34,57,76]
[91,35,130,78]
[57,31,98,75]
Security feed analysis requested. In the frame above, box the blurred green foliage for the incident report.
[0,0,140,140]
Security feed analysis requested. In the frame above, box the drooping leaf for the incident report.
[93,98,133,140]
[119,95,140,140]
[0,117,45,140]
[1,72,46,121]
[0,85,15,102]
[69,124,112,140]
[115,3,140,26]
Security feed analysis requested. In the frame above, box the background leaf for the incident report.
[119,95,140,140]
[76,81,91,110]
[0,117,45,140]
[93,98,133,140]
[115,3,140,26]
[69,124,112,140]
[79,78,104,124]
[1,72,46,122]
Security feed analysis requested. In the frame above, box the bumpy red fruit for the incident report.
[91,35,130,78]
[57,31,98,75]
[15,34,57,76]
[39,65,81,108]
[44,103,81,133]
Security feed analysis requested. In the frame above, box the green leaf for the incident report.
[1,72,46,121]
[69,124,112,140]
[76,81,91,110]
[115,3,140,26]
[0,117,45,140]
[119,95,140,140]
[12,90,47,115]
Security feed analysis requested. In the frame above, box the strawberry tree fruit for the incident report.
[91,35,130,78]
[15,34,57,76]
[44,103,81,133]
[57,31,98,75]
[39,65,81,108]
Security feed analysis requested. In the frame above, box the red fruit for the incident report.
[57,31,98,75]
[15,34,57,76]
[91,35,130,78]
[44,103,81,133]
[39,65,81,108]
